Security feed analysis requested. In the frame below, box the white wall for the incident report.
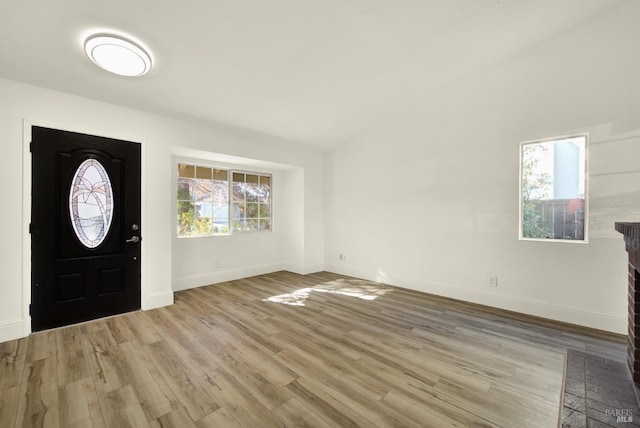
[282,168,306,273]
[325,2,640,334]
[0,78,324,342]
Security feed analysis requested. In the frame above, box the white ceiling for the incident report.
[0,0,624,149]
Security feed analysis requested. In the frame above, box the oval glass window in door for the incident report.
[69,158,114,248]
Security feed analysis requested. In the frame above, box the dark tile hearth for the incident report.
[562,349,640,427]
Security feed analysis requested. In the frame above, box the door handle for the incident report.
[126,236,141,243]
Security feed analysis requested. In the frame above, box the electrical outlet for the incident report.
[488,276,498,287]
[339,254,346,262]
[214,260,221,269]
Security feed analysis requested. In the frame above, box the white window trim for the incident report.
[518,133,589,244]
[175,160,273,238]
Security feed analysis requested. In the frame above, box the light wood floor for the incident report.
[0,271,626,427]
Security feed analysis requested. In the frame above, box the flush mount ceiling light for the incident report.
[84,34,152,77]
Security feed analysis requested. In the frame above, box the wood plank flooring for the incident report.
[0,271,626,427]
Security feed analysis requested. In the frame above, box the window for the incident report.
[519,135,587,242]
[232,172,272,232]
[177,163,271,237]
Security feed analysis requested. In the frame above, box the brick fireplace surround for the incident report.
[615,222,640,383]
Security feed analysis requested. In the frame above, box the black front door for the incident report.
[31,126,141,331]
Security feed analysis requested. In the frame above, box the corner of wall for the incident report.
[324,263,626,335]
[283,262,325,275]
[172,262,284,292]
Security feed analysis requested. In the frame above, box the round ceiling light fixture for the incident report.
[84,33,152,77]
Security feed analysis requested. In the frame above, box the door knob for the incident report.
[126,236,140,243]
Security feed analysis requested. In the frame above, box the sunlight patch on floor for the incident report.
[263,278,390,306]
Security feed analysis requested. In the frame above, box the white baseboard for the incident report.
[325,263,626,335]
[0,318,27,343]
[0,294,175,344]
[172,263,284,291]
[143,290,174,310]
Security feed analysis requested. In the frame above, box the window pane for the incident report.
[232,172,245,183]
[520,136,586,241]
[246,174,259,184]
[212,180,228,203]
[194,205,212,236]
[246,218,259,232]
[259,203,270,218]
[177,201,195,236]
[193,179,212,201]
[246,183,259,202]
[259,219,271,231]
[196,202,212,218]
[195,166,212,180]
[232,219,247,232]
[214,169,228,181]
[260,176,271,187]
[232,203,245,220]
[246,203,259,218]
[258,184,270,204]
[178,164,195,178]
[232,181,245,202]
[213,203,228,220]
[213,220,229,235]
[177,178,195,200]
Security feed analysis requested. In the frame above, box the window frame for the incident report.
[518,133,589,244]
[230,170,273,234]
[176,161,272,238]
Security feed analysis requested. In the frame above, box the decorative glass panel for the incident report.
[69,159,114,248]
